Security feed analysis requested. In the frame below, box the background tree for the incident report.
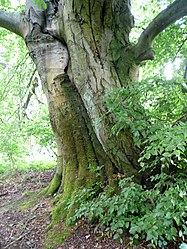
[0,25,55,171]
[0,0,186,220]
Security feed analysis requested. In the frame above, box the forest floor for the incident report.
[0,169,147,249]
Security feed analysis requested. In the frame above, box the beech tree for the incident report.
[0,0,187,217]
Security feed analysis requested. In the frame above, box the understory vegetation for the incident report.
[69,173,186,248]
[60,75,187,248]
[58,44,187,247]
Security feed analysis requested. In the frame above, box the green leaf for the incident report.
[33,0,47,9]
[113,233,119,239]
[144,153,151,160]
[41,0,47,9]
[134,234,139,239]
[1,0,5,6]
[118,228,123,235]
[146,232,153,241]
[125,222,130,229]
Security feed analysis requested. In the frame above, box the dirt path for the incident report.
[0,170,146,249]
[0,170,53,249]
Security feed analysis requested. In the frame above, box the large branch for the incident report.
[0,10,27,38]
[135,0,187,63]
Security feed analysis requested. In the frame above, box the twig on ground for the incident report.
[4,232,30,249]
[0,191,8,197]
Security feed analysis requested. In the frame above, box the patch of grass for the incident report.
[0,160,56,175]
[18,160,56,171]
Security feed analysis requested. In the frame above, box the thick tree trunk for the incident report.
[25,31,117,222]
[22,0,140,220]
[57,0,140,174]
[24,2,115,205]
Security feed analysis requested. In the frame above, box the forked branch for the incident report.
[135,0,187,63]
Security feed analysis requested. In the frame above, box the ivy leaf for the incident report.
[113,233,119,239]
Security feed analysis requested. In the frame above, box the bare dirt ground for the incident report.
[0,170,53,249]
[0,169,147,249]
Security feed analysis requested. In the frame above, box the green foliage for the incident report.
[0,0,46,9]
[33,0,47,9]
[101,16,187,245]
[106,77,187,172]
[18,160,56,171]
[69,174,187,248]
[139,123,187,171]
[0,29,55,170]
[0,0,10,7]
[0,159,55,174]
[65,14,187,245]
[26,107,56,153]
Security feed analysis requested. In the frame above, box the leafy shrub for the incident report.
[106,78,187,172]
[70,174,187,247]
[139,123,187,171]
[66,77,187,247]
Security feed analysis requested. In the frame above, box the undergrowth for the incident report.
[63,78,187,248]
[0,160,55,174]
[66,173,187,248]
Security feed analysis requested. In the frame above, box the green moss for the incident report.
[20,199,37,211]
[46,173,61,196]
[52,193,63,204]
[45,223,53,233]
[45,76,117,226]
[22,190,34,197]
[52,200,68,222]
[51,196,77,225]
[44,229,72,249]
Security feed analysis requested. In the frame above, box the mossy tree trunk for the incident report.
[24,0,141,202]
[0,0,186,219]
[24,3,115,200]
[56,0,141,175]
